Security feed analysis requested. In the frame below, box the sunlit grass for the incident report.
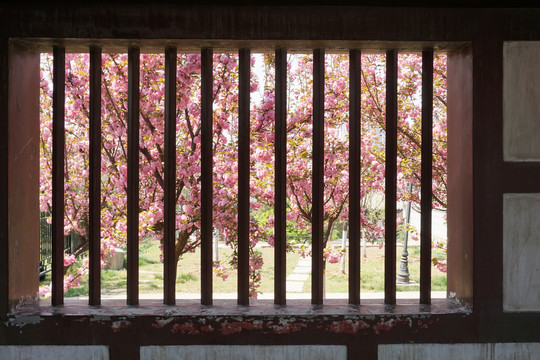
[41,238,446,297]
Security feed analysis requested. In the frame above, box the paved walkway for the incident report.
[71,291,447,301]
[75,255,446,300]
[286,257,311,293]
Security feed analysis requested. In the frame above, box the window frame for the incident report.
[4,4,538,359]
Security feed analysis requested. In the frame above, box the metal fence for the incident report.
[39,213,75,280]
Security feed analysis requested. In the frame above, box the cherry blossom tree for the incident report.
[253,52,447,262]
[39,51,447,297]
[40,53,267,296]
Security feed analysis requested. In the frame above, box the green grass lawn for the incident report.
[324,244,447,293]
[41,238,446,298]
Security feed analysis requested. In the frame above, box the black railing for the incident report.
[39,213,76,280]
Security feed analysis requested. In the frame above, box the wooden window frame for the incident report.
[1,4,538,359]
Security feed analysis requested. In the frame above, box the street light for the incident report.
[397,182,413,284]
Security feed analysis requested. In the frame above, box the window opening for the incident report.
[37,46,447,308]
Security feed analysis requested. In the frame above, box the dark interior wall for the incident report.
[0,3,539,359]
[2,1,536,7]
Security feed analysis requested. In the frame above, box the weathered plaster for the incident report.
[0,346,109,360]
[494,343,540,359]
[6,315,43,328]
[503,41,540,161]
[379,343,540,359]
[503,193,540,312]
[140,345,347,360]
[3,297,471,342]
[379,343,490,359]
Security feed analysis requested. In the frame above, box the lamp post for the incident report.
[397,182,413,284]
[340,222,347,273]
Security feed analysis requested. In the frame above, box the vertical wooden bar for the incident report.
[0,38,7,319]
[238,48,250,306]
[447,46,474,307]
[88,46,102,306]
[384,49,398,305]
[200,47,213,306]
[420,50,434,305]
[5,43,40,313]
[274,48,287,305]
[312,48,325,305]
[127,47,140,306]
[348,49,361,305]
[51,46,65,306]
[163,46,177,306]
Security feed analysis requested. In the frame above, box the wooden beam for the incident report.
[420,49,434,305]
[200,47,214,306]
[348,48,361,305]
[312,48,325,305]
[274,48,287,305]
[51,46,65,306]
[88,46,102,306]
[163,46,177,306]
[237,48,251,306]
[127,46,140,306]
[384,49,398,305]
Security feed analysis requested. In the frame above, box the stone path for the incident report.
[72,290,447,301]
[286,258,311,293]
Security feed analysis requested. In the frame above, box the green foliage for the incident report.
[177,273,197,283]
[252,203,311,244]
[139,238,160,266]
[64,282,88,297]
[252,204,273,236]
[286,221,310,243]
[432,275,447,289]
[139,256,158,266]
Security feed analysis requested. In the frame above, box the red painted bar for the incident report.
[312,48,325,305]
[384,49,398,305]
[348,49,361,305]
[51,46,65,306]
[200,47,213,306]
[0,39,6,318]
[88,46,102,306]
[127,46,140,306]
[163,46,177,306]
[238,48,251,306]
[274,48,287,305]
[420,50,434,305]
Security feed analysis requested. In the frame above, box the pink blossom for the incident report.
[39,52,447,299]
[63,254,76,267]
[39,285,51,299]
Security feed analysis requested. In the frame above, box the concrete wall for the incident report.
[503,194,540,312]
[502,42,540,312]
[141,345,347,360]
[503,42,540,161]
[0,346,109,360]
[4,344,540,359]
[379,343,540,360]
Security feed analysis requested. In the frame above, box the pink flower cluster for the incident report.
[432,241,448,273]
[324,247,344,264]
[213,261,229,281]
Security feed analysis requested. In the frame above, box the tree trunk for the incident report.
[169,229,191,282]
[65,233,89,275]
[322,220,336,299]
